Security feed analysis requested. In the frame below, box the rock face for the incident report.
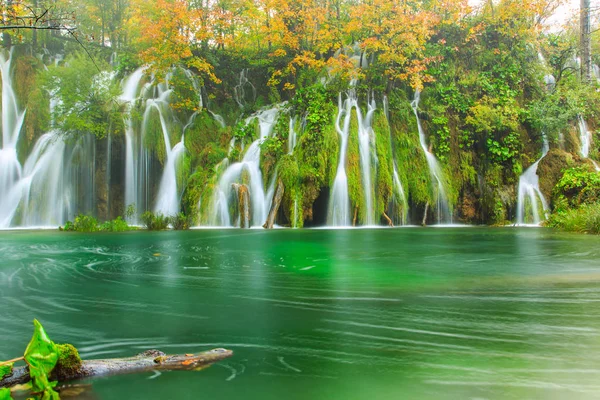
[263,179,284,229]
[233,183,251,228]
[537,149,577,207]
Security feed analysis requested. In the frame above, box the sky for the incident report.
[468,0,594,31]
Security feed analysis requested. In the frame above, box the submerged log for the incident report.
[263,179,284,229]
[232,183,251,228]
[0,348,233,388]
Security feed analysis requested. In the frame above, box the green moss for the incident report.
[373,111,394,219]
[389,92,432,209]
[142,106,168,164]
[55,343,82,378]
[346,109,364,223]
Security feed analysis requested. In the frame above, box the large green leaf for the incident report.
[23,320,59,398]
[0,387,13,400]
[0,363,13,380]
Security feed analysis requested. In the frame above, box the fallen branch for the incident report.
[0,348,232,388]
[382,212,393,227]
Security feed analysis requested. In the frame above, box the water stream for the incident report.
[516,136,549,225]
[411,91,451,224]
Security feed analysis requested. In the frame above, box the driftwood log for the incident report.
[382,212,393,227]
[0,348,233,389]
[263,179,284,229]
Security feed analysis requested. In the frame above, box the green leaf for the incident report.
[0,363,13,380]
[0,387,12,400]
[23,320,59,398]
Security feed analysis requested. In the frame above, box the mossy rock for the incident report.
[537,149,577,207]
[53,343,82,381]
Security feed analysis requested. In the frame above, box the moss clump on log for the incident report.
[53,344,82,381]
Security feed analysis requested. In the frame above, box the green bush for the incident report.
[170,212,191,230]
[61,214,99,232]
[141,211,170,230]
[554,167,600,208]
[61,214,134,232]
[99,216,131,232]
[547,202,600,234]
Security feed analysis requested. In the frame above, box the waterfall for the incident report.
[411,91,451,224]
[0,49,26,223]
[209,107,279,227]
[356,97,378,225]
[328,88,379,226]
[577,117,600,171]
[516,136,549,225]
[328,93,352,226]
[0,50,97,228]
[120,67,146,221]
[234,69,256,108]
[288,117,298,154]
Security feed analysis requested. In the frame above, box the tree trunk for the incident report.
[580,0,592,83]
[382,212,393,227]
[353,206,358,226]
[263,179,284,229]
[1,348,232,389]
[422,202,429,226]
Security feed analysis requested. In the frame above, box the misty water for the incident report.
[2,228,600,399]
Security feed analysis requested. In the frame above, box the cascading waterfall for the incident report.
[516,136,549,225]
[356,97,378,225]
[120,67,146,221]
[411,91,451,224]
[0,49,26,226]
[577,117,600,171]
[0,50,97,228]
[148,79,187,216]
[328,94,352,226]
[328,88,379,226]
[209,107,279,227]
[121,67,189,219]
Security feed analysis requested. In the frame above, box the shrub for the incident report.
[141,211,170,230]
[170,212,191,230]
[61,214,99,232]
[554,167,600,208]
[547,202,600,234]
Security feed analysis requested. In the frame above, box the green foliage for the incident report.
[0,363,13,380]
[62,215,99,232]
[24,320,60,399]
[61,215,133,232]
[98,216,130,232]
[55,344,82,378]
[141,211,170,230]
[554,167,600,209]
[547,202,600,234]
[170,213,191,230]
[233,120,255,141]
[42,52,122,139]
[0,388,11,400]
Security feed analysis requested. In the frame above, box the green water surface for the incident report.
[1,228,600,399]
